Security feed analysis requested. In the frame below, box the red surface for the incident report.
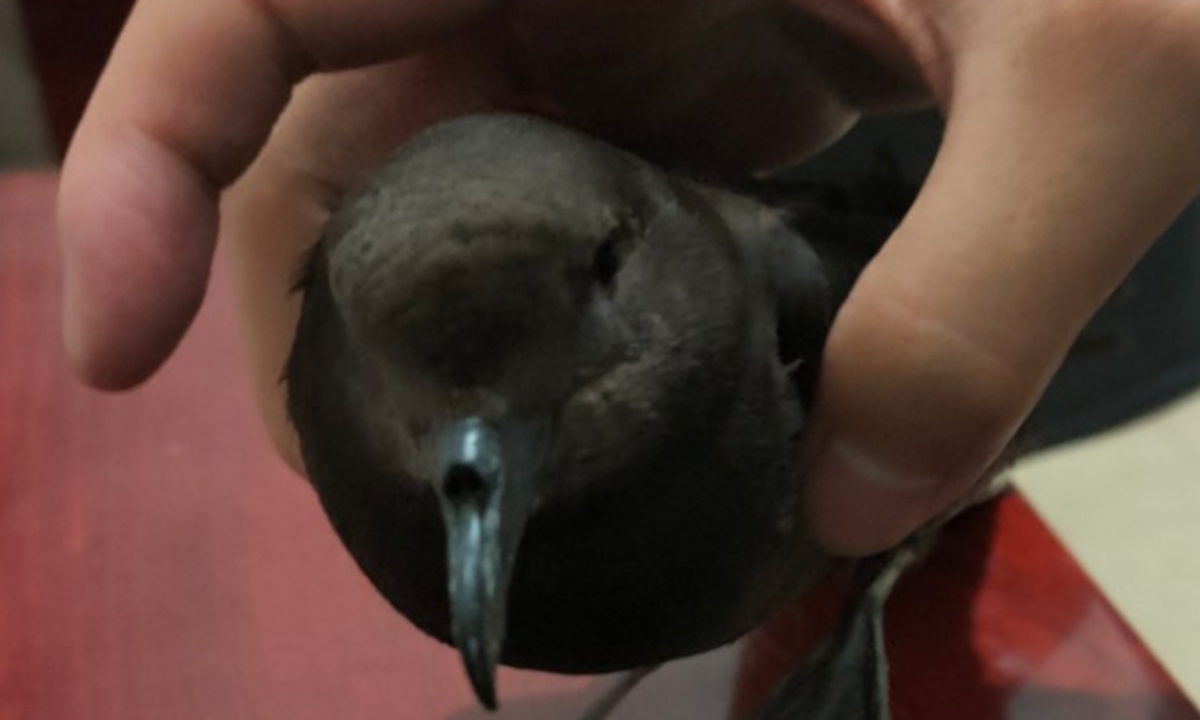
[1,172,1197,719]
[732,497,1200,719]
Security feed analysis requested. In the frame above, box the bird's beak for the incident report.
[434,416,546,709]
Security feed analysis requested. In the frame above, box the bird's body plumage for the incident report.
[286,114,892,708]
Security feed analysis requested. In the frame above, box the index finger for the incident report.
[58,0,493,389]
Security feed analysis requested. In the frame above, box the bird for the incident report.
[284,113,903,714]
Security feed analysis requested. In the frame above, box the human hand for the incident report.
[58,0,1200,555]
[799,0,1200,553]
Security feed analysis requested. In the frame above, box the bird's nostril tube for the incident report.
[443,463,491,502]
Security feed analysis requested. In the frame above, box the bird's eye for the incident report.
[592,219,637,290]
[592,238,622,289]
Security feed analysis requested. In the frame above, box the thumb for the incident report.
[802,9,1200,555]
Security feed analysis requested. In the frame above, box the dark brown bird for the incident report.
[285,113,895,713]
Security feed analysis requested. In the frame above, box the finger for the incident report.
[59,0,494,389]
[803,5,1200,555]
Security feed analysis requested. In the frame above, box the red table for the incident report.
[1,173,1195,719]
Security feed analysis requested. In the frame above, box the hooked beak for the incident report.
[434,416,546,710]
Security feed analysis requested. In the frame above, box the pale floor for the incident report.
[1,0,1197,706]
[1014,389,1200,705]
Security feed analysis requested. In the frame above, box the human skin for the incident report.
[57,0,1200,555]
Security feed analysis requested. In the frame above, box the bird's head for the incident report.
[290,114,832,708]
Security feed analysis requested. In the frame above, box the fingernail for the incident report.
[817,439,944,491]
[804,439,942,556]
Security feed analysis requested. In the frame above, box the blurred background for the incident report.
[0,0,1196,709]
[0,0,52,169]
